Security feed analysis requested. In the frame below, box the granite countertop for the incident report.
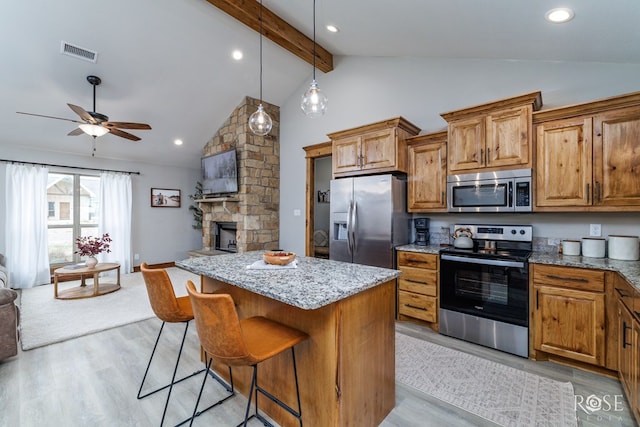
[529,252,640,291]
[395,244,443,254]
[176,251,401,310]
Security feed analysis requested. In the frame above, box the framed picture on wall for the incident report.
[151,188,181,207]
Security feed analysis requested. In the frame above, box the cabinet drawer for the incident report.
[398,291,437,323]
[398,266,437,296]
[533,264,604,292]
[397,251,438,270]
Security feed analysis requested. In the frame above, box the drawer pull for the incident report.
[404,303,428,312]
[404,278,429,285]
[545,274,588,283]
[623,321,632,349]
[615,287,629,297]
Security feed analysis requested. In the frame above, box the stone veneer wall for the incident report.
[200,96,280,252]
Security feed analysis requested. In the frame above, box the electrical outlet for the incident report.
[134,253,140,260]
[293,209,301,217]
[547,238,560,246]
[590,224,602,237]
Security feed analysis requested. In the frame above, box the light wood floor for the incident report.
[0,319,635,427]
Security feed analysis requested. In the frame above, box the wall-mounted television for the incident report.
[202,149,238,196]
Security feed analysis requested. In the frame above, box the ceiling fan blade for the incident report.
[67,128,85,136]
[108,128,141,141]
[16,111,83,124]
[103,121,152,130]
[67,103,96,123]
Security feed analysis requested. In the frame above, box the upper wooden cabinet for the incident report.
[328,117,420,177]
[534,91,640,211]
[441,91,542,174]
[406,131,447,212]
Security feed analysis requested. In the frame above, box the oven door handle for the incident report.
[441,254,525,268]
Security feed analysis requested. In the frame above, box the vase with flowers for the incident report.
[75,233,112,268]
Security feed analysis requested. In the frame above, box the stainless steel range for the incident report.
[439,224,532,357]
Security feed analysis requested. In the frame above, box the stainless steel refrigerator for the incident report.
[329,174,409,268]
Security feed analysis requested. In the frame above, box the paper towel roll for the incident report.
[582,237,606,258]
[608,235,640,261]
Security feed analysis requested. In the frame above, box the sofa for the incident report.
[0,253,19,361]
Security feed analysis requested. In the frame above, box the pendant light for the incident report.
[249,0,273,136]
[300,0,328,117]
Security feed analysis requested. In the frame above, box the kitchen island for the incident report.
[176,251,401,427]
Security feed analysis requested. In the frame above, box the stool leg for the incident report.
[138,322,204,400]
[242,365,258,427]
[182,363,235,427]
[137,321,166,399]
[160,321,190,426]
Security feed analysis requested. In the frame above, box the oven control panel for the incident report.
[453,224,532,242]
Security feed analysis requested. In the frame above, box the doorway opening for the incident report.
[303,141,332,257]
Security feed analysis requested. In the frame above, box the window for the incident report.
[47,173,101,265]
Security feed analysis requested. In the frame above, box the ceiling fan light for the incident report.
[249,104,273,136]
[301,80,328,117]
[79,123,109,137]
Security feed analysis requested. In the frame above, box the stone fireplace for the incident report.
[199,96,280,253]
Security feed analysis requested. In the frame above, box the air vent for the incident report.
[60,41,98,63]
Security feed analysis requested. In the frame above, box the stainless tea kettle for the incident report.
[452,227,474,249]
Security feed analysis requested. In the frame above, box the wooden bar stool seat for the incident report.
[186,280,309,426]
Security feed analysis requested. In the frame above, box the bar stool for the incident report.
[139,263,232,426]
[185,280,309,426]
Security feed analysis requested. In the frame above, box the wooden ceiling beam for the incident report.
[203,0,334,73]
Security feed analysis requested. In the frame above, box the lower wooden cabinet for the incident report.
[531,264,607,367]
[397,251,439,330]
[615,275,640,424]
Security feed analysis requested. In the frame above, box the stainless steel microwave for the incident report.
[447,168,532,213]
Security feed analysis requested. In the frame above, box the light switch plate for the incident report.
[590,224,602,237]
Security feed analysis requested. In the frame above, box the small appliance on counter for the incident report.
[414,218,430,246]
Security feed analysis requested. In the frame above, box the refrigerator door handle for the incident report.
[351,201,358,254]
[346,201,354,255]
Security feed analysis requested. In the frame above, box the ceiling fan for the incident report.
[17,75,151,142]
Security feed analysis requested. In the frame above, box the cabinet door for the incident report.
[360,129,397,172]
[332,136,361,175]
[618,301,637,403]
[535,117,593,207]
[593,106,640,206]
[408,140,446,211]
[486,106,530,168]
[447,116,485,172]
[533,284,605,366]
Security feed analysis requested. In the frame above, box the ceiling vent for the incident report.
[60,41,98,63]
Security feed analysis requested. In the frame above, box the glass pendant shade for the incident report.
[301,80,328,117]
[79,123,109,137]
[248,104,272,136]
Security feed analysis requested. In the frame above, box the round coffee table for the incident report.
[53,263,121,299]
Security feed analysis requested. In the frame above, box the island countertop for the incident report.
[176,251,401,310]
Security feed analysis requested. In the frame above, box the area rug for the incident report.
[19,267,199,350]
[395,332,577,427]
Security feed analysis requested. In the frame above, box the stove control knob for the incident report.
[511,229,517,234]
[520,229,525,235]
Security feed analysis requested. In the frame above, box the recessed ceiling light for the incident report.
[545,8,575,23]
[326,24,339,33]
[232,50,243,60]
[174,139,183,146]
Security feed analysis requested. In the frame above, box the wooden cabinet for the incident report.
[406,131,447,212]
[441,91,542,174]
[615,274,640,424]
[396,251,439,331]
[534,92,640,211]
[531,264,607,367]
[328,117,420,177]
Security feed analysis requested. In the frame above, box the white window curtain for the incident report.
[5,164,50,288]
[98,172,132,273]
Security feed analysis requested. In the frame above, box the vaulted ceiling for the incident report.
[2,0,639,169]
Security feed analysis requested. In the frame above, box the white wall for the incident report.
[0,145,202,265]
[278,56,640,254]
